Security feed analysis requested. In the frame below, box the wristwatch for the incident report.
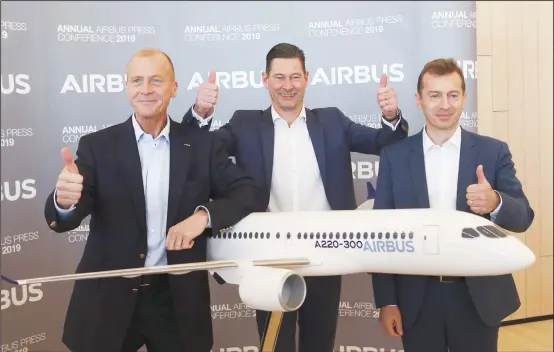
[382,108,402,122]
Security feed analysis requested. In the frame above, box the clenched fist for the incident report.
[193,71,218,118]
[377,74,399,119]
[55,147,83,209]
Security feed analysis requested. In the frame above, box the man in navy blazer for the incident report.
[372,58,534,352]
[182,43,409,352]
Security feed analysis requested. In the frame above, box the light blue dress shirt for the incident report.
[54,115,211,267]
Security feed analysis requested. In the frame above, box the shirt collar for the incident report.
[271,105,307,124]
[131,114,170,142]
[422,124,461,153]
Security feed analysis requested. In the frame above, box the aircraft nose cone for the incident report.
[508,238,536,271]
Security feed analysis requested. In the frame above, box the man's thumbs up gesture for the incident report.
[56,147,83,209]
[193,70,218,118]
[377,73,399,120]
[466,165,500,215]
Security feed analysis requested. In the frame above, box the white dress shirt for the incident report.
[422,125,501,217]
[190,103,401,213]
[267,106,331,212]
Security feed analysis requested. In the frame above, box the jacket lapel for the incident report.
[167,120,193,227]
[259,107,275,189]
[306,108,327,186]
[456,129,478,211]
[116,117,147,233]
[409,131,430,208]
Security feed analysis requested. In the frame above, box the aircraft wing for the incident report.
[0,257,310,286]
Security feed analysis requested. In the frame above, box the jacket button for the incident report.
[139,254,145,259]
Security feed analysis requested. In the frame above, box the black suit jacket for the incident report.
[371,127,534,329]
[44,117,264,352]
[182,106,408,211]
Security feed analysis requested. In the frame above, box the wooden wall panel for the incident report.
[476,1,553,321]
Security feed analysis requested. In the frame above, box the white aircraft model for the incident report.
[1,202,535,313]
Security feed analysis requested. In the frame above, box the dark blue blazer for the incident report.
[183,106,409,210]
[372,127,534,328]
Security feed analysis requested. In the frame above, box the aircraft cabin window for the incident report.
[363,232,368,239]
[310,233,314,239]
[260,233,264,239]
[322,233,326,239]
[378,232,382,239]
[276,232,280,239]
[287,232,291,239]
[462,228,479,238]
[371,232,375,239]
[356,232,361,239]
[401,232,405,239]
[393,232,398,239]
[409,232,414,239]
[385,232,390,239]
[297,233,301,239]
[316,233,320,239]
[304,233,308,239]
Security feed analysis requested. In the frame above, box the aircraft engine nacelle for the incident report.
[238,267,307,312]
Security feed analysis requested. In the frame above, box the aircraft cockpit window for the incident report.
[462,228,479,238]
[477,225,508,238]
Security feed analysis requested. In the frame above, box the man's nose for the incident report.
[440,96,450,109]
[139,82,153,94]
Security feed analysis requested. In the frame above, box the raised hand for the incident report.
[377,73,399,119]
[466,165,500,214]
[55,147,83,209]
[193,71,218,118]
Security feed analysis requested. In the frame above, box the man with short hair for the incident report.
[372,58,534,352]
[45,48,264,352]
[182,42,409,352]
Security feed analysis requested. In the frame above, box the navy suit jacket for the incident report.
[372,127,534,328]
[44,117,264,352]
[182,106,409,210]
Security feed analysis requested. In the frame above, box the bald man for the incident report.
[44,49,264,352]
